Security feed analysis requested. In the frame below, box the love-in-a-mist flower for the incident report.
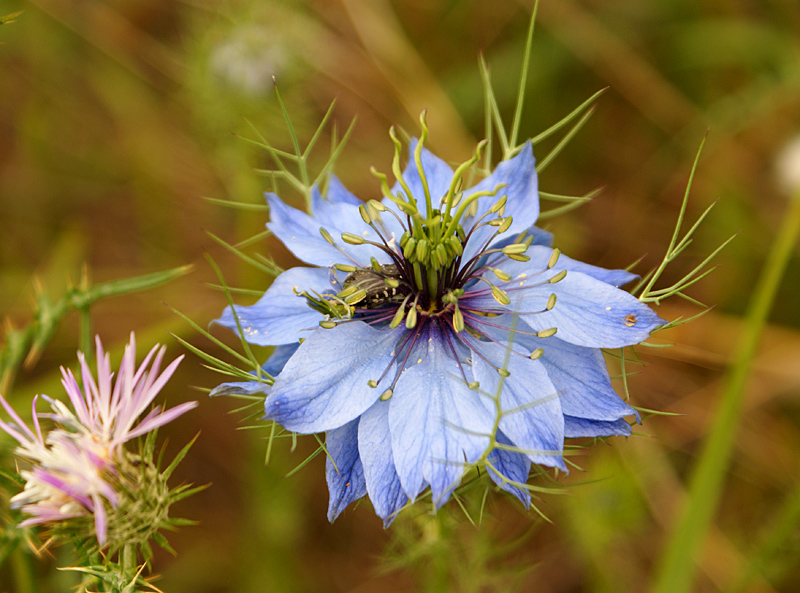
[214,126,664,525]
[0,334,196,545]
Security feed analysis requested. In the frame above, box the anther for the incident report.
[497,368,511,377]
[380,389,393,401]
[334,264,357,272]
[546,293,557,311]
[453,304,465,333]
[368,199,387,212]
[549,270,568,284]
[370,257,381,273]
[319,227,335,245]
[358,204,371,224]
[536,328,558,338]
[415,239,429,263]
[448,236,463,256]
[489,195,508,214]
[497,216,512,233]
[547,249,561,269]
[493,268,511,282]
[344,289,367,304]
[507,254,530,262]
[502,243,529,255]
[491,286,511,306]
[341,233,365,245]
[529,348,544,360]
[405,306,418,329]
[468,381,480,390]
[403,237,417,260]
[389,304,407,329]
[319,321,337,329]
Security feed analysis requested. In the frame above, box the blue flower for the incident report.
[214,138,664,525]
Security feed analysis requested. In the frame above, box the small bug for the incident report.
[343,264,405,308]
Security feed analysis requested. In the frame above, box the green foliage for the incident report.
[0,266,190,395]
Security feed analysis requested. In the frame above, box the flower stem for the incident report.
[651,190,800,593]
[119,543,137,591]
[10,547,35,593]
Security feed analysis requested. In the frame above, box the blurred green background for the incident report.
[1,0,800,591]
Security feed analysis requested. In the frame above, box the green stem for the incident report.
[728,475,800,592]
[118,544,137,592]
[11,547,35,593]
[651,191,800,593]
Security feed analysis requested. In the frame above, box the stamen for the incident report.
[405,305,418,329]
[319,227,335,245]
[547,248,561,269]
[452,302,465,333]
[436,318,472,386]
[502,243,529,255]
[341,233,365,245]
[389,294,412,329]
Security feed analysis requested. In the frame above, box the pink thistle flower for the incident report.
[0,334,196,546]
[50,333,198,465]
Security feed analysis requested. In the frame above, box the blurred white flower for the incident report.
[776,134,800,197]
[209,24,286,96]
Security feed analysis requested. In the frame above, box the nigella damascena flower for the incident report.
[0,334,196,544]
[214,132,664,525]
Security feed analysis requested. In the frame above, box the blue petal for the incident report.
[539,338,638,421]
[470,340,566,471]
[504,332,638,423]
[564,416,632,438]
[310,185,370,238]
[266,194,386,267]
[358,401,409,527]
[326,419,368,522]
[523,245,637,288]
[209,379,271,398]
[530,227,554,247]
[462,142,540,262]
[475,266,665,348]
[325,175,362,206]
[209,343,299,398]
[389,324,493,505]
[265,322,403,433]
[487,431,532,508]
[214,267,331,346]
[262,343,301,377]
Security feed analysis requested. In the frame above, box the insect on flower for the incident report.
[213,116,665,526]
[340,264,406,309]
